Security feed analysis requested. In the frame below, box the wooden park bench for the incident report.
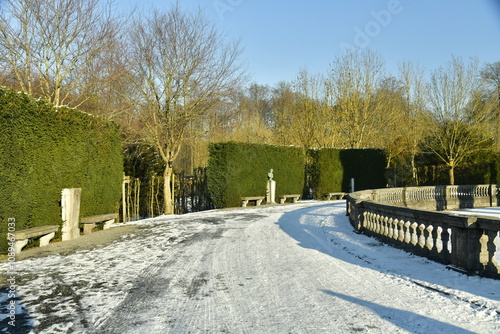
[279,194,301,204]
[81,213,119,234]
[9,225,59,254]
[324,192,346,200]
[241,196,265,207]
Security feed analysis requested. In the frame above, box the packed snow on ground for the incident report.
[1,201,499,333]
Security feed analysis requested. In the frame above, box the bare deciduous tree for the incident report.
[290,70,330,151]
[425,57,494,184]
[326,48,386,148]
[127,5,245,214]
[0,0,122,107]
[229,83,274,144]
[270,81,296,146]
[372,76,408,168]
[398,61,429,184]
[481,61,500,101]
[480,61,500,151]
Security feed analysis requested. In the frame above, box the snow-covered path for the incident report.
[1,201,499,333]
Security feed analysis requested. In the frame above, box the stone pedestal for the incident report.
[61,188,81,241]
[266,180,276,204]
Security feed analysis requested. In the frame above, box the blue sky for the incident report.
[122,0,500,86]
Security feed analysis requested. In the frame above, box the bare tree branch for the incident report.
[127,5,246,214]
[0,0,123,107]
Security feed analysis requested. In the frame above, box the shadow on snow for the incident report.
[275,202,499,331]
[322,290,475,334]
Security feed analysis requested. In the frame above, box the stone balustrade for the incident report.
[346,185,500,279]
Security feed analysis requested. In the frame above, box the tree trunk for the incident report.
[449,166,455,185]
[163,165,174,215]
[411,152,418,186]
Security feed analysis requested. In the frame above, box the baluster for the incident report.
[447,228,453,253]
[378,216,382,234]
[492,233,500,274]
[398,220,405,242]
[442,227,449,254]
[438,226,452,262]
[485,231,500,275]
[392,219,399,240]
[369,212,376,231]
[379,214,385,234]
[404,221,411,244]
[379,215,385,235]
[435,226,443,253]
[362,211,368,230]
[425,225,434,251]
[374,214,381,233]
[363,211,370,230]
[387,218,394,238]
[393,219,400,240]
[418,224,426,248]
[384,217,390,236]
[479,233,489,267]
[411,222,419,246]
[364,212,370,230]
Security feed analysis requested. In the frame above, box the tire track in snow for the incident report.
[96,215,232,333]
[93,219,211,332]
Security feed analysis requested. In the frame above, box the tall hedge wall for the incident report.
[308,148,386,198]
[0,88,123,253]
[207,142,305,208]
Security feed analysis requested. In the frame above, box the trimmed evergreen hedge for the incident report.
[0,88,122,253]
[308,148,387,198]
[207,142,305,208]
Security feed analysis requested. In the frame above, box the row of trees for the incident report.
[0,0,246,214]
[211,52,500,186]
[1,0,499,213]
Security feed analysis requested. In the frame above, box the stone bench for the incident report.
[241,196,265,207]
[279,194,301,204]
[324,192,346,200]
[81,213,119,234]
[9,225,59,254]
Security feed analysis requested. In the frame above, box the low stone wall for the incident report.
[346,185,500,279]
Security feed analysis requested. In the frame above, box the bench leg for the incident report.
[83,223,96,234]
[14,239,29,254]
[241,200,249,207]
[256,199,262,206]
[39,232,55,247]
[103,219,115,230]
[279,198,285,204]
